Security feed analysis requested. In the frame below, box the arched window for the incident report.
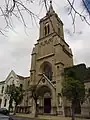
[4,99,7,107]
[20,84,23,89]
[58,27,60,35]
[40,62,52,81]
[1,86,4,93]
[44,24,50,36]
[43,63,52,81]
[47,24,50,34]
[45,26,47,36]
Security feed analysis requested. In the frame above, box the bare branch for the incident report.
[0,0,90,35]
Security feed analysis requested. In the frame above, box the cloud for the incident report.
[0,0,90,80]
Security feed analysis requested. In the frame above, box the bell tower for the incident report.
[30,0,73,115]
[39,0,64,40]
[30,0,73,83]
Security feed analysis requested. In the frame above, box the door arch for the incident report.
[44,92,51,113]
[36,85,52,113]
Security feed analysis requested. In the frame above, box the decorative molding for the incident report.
[30,69,36,72]
[55,62,64,66]
[52,81,56,84]
[54,42,62,47]
[31,52,36,55]
[37,32,55,41]
[63,47,73,58]
[35,42,39,46]
[37,53,54,61]
[40,38,53,47]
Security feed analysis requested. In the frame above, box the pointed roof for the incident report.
[17,75,30,80]
[40,0,63,25]
[46,0,55,15]
[49,0,54,14]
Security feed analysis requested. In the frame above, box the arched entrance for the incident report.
[36,85,51,113]
[44,92,51,113]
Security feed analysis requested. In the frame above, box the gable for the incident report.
[5,70,17,84]
[36,74,56,91]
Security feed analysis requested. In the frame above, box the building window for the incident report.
[47,24,50,34]
[44,23,50,36]
[43,63,52,81]
[6,85,9,92]
[45,26,47,36]
[88,88,90,93]
[58,27,60,35]
[0,99,2,108]
[28,81,30,86]
[20,84,23,88]
[4,99,7,107]
[1,86,4,93]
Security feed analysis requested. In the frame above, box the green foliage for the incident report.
[86,88,90,99]
[64,64,86,82]
[29,85,38,117]
[62,76,85,104]
[29,85,38,100]
[6,84,24,106]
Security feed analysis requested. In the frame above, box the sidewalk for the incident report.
[16,113,89,120]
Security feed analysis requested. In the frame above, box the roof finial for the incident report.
[49,0,54,13]
[46,0,54,15]
[50,0,52,5]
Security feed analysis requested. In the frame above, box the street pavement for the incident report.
[11,116,35,120]
[10,115,89,120]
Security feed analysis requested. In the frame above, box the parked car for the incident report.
[0,108,9,115]
[0,114,13,120]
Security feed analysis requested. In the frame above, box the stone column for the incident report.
[56,64,64,116]
[31,99,36,117]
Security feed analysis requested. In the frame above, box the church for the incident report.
[0,1,90,117]
[29,1,73,116]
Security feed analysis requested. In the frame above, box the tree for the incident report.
[0,0,90,35]
[86,88,90,106]
[62,74,85,120]
[29,85,39,117]
[6,84,24,115]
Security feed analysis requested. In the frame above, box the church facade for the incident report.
[29,1,73,115]
[0,1,90,117]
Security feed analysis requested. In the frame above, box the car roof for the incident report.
[0,114,9,117]
[0,108,7,110]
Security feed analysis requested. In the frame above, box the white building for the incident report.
[0,70,30,112]
[0,81,5,108]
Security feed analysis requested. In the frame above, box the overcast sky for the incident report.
[0,0,90,81]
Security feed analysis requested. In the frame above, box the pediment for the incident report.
[37,74,56,91]
[5,70,17,83]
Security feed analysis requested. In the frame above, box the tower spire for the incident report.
[48,0,54,14]
[50,0,52,6]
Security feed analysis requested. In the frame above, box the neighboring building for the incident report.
[64,64,90,117]
[29,1,73,116]
[0,81,5,108]
[81,67,90,116]
[1,70,30,112]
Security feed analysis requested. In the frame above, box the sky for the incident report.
[0,0,90,81]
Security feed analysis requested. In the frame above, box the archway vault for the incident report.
[36,85,52,113]
[36,85,52,98]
